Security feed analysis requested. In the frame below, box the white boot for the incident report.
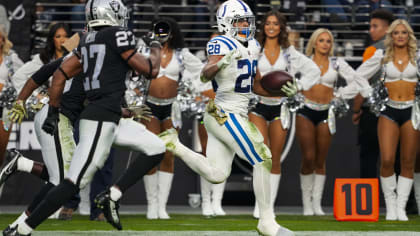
[270,174,281,216]
[144,172,158,219]
[200,176,214,217]
[396,175,413,221]
[312,174,326,216]
[300,173,314,216]
[413,173,420,216]
[253,201,259,219]
[158,171,173,219]
[380,174,397,220]
[212,181,226,216]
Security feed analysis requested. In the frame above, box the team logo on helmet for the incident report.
[109,0,120,13]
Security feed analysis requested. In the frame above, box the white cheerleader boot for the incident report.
[380,174,397,220]
[253,201,260,219]
[212,181,226,216]
[300,173,314,216]
[414,173,420,216]
[158,171,173,219]
[312,174,326,216]
[270,174,281,216]
[144,173,158,219]
[396,176,413,221]
[200,176,214,217]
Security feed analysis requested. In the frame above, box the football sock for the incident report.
[253,163,275,222]
[116,153,164,193]
[110,186,122,202]
[10,211,28,228]
[25,179,79,229]
[17,157,34,173]
[27,182,55,213]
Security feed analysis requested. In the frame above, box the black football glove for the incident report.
[42,105,60,135]
[141,32,161,48]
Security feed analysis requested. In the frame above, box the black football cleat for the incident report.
[3,225,14,236]
[0,149,22,187]
[95,190,122,230]
[2,225,31,236]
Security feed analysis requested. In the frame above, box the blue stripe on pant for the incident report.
[224,113,264,165]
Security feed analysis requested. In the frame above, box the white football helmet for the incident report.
[216,0,256,42]
[85,0,129,29]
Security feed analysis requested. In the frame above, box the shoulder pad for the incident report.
[207,35,237,55]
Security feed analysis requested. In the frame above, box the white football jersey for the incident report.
[206,34,260,116]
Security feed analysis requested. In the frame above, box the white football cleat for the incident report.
[257,219,294,236]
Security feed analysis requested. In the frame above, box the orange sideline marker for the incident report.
[333,178,379,221]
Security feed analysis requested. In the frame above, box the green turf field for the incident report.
[0,214,419,232]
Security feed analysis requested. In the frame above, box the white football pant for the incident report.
[67,118,166,189]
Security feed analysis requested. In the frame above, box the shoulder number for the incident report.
[208,44,221,55]
[116,31,136,47]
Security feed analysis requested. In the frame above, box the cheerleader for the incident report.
[357,19,419,221]
[195,31,227,217]
[141,18,203,219]
[297,28,368,216]
[249,10,320,218]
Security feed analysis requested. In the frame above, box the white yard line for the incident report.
[31,231,420,236]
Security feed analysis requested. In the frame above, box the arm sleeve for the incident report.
[32,57,64,85]
[362,46,377,62]
[288,46,321,91]
[356,49,383,81]
[335,58,371,99]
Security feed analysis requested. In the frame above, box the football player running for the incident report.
[8,0,165,235]
[159,1,295,235]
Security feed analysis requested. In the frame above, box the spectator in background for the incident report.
[12,22,70,94]
[0,24,23,165]
[70,0,86,31]
[352,9,394,179]
[321,0,393,24]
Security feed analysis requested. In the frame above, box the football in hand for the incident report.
[260,70,293,96]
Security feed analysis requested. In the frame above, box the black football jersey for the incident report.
[31,56,86,124]
[77,26,136,123]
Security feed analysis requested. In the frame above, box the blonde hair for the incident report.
[383,19,417,65]
[305,28,334,57]
[0,24,12,55]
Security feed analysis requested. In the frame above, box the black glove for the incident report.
[141,32,161,48]
[42,105,60,135]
